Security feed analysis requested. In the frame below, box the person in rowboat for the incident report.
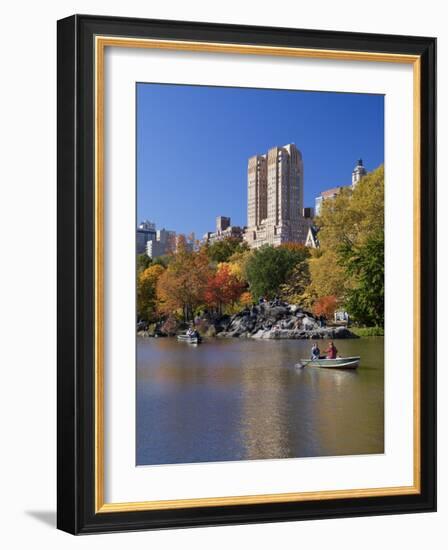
[311,343,321,360]
[325,341,338,359]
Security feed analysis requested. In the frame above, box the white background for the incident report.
[105,48,414,503]
[0,0,444,548]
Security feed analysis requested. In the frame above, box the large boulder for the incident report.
[302,315,319,330]
[264,305,288,321]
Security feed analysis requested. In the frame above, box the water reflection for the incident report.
[136,337,384,465]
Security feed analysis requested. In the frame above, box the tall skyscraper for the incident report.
[245,143,308,248]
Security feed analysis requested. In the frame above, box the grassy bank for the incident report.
[350,326,384,337]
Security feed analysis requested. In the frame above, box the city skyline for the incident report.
[137,83,384,238]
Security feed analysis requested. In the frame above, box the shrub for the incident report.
[350,326,384,337]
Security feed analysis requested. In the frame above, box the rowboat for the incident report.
[298,356,360,369]
[177,334,202,344]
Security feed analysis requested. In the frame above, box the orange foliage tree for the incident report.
[312,295,338,319]
[204,264,246,315]
[156,242,212,321]
[239,291,253,307]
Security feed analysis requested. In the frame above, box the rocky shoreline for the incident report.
[138,301,358,340]
[216,303,356,339]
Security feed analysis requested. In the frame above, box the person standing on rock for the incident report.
[325,341,338,359]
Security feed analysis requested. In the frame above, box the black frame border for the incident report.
[57,14,436,534]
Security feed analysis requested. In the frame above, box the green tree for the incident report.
[206,237,248,263]
[279,257,310,304]
[340,232,384,326]
[245,244,309,300]
[152,255,172,268]
[136,253,152,274]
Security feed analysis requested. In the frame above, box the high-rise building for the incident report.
[156,228,176,249]
[136,220,156,253]
[146,228,177,258]
[245,144,308,248]
[138,220,156,231]
[146,239,165,258]
[136,221,177,258]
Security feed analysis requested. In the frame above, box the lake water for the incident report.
[136,336,384,465]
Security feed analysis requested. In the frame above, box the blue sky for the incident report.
[137,83,384,238]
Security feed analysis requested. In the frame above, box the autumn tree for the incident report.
[137,264,165,321]
[156,243,212,321]
[279,242,309,254]
[307,164,384,326]
[226,247,252,282]
[239,291,253,308]
[307,248,349,302]
[314,166,384,252]
[349,166,384,243]
[312,295,338,319]
[204,264,246,314]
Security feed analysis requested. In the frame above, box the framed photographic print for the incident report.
[57,14,436,534]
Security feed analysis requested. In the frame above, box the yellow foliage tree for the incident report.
[307,249,349,301]
[307,165,384,304]
[226,248,252,282]
[316,165,384,250]
[137,264,165,321]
